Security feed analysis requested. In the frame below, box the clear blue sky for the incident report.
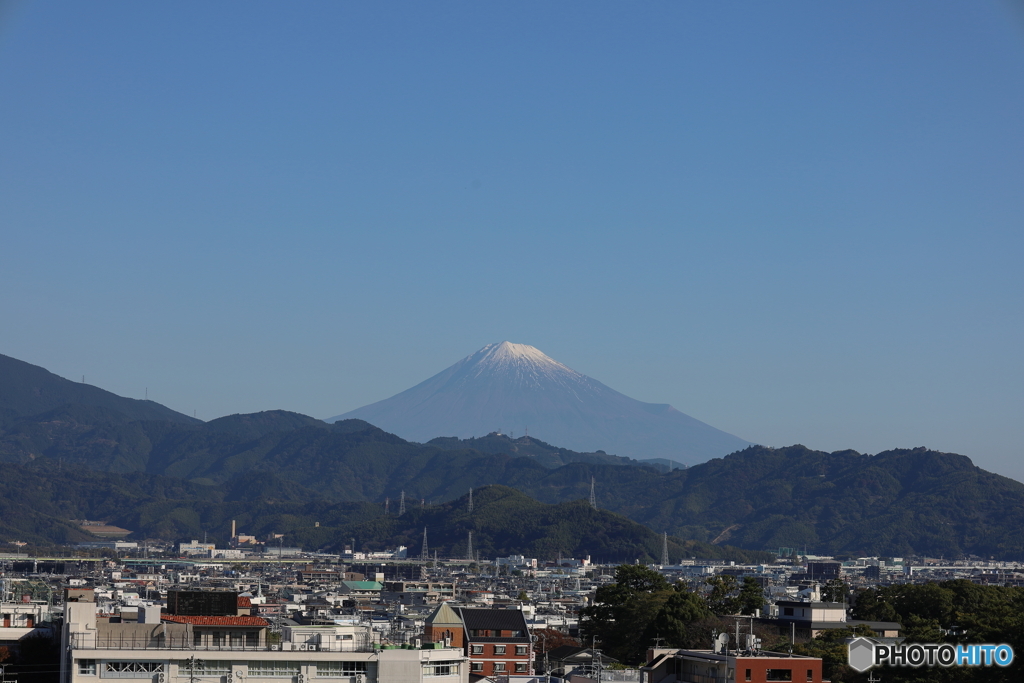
[2,2,1023,479]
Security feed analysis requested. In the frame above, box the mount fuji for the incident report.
[328,342,751,465]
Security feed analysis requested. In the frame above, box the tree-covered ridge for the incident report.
[426,433,643,468]
[0,353,198,424]
[3,398,1024,557]
[0,464,768,563]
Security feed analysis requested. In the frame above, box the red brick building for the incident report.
[425,603,533,680]
[643,647,827,683]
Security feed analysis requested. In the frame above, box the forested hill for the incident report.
[0,463,770,564]
[2,354,1024,558]
[427,432,641,468]
[0,353,198,424]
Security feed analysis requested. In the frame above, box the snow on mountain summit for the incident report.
[328,342,751,465]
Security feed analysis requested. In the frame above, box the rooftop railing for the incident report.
[70,634,377,652]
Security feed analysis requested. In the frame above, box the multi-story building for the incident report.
[643,646,827,683]
[60,591,468,683]
[424,604,533,680]
[382,582,456,606]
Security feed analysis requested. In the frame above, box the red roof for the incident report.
[237,596,252,608]
[161,615,268,627]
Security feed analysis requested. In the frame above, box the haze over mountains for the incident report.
[329,342,750,465]
[4,349,1024,559]
[0,353,198,424]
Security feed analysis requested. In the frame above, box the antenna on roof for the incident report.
[589,477,597,510]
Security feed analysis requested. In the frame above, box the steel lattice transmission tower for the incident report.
[467,531,473,561]
[421,527,429,560]
[589,477,597,510]
[399,491,406,516]
[662,532,670,566]
[468,488,474,513]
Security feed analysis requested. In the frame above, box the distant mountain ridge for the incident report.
[4,351,1024,558]
[0,353,198,425]
[329,342,750,464]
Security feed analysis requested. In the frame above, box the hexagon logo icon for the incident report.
[848,637,875,672]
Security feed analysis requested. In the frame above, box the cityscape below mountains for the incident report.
[2,348,1023,561]
[3,348,1024,683]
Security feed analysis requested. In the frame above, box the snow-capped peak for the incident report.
[461,342,582,387]
[480,341,562,365]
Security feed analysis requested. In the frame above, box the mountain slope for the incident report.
[329,342,750,464]
[0,353,198,424]
[5,399,1024,556]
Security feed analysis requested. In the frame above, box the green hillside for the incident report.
[0,463,767,563]
[3,354,1024,558]
[0,353,198,424]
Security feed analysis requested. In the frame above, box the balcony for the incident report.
[69,634,377,653]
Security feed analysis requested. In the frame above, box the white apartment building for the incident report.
[61,598,468,683]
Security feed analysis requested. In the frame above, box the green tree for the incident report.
[794,625,875,683]
[643,584,713,649]
[738,577,765,615]
[704,575,740,615]
[820,579,849,603]
[581,565,673,663]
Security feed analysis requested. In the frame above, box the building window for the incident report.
[248,662,301,677]
[515,663,528,673]
[102,662,165,678]
[246,632,258,646]
[494,645,506,655]
[471,645,484,655]
[423,661,460,677]
[783,608,794,616]
[78,660,97,675]
[185,662,231,676]
[807,670,813,682]
[471,663,483,672]
[494,663,506,672]
[766,671,793,682]
[745,670,751,682]
[516,646,528,656]
[193,631,203,647]
[317,662,368,678]
[213,631,224,646]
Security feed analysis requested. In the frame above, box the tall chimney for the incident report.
[231,520,236,538]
